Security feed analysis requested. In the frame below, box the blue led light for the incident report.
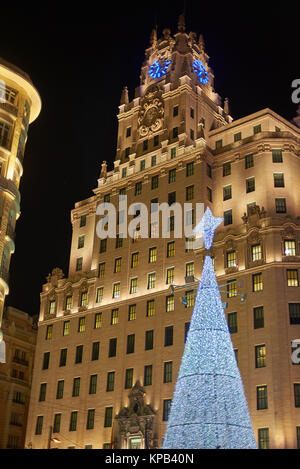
[148,59,171,79]
[192,60,209,84]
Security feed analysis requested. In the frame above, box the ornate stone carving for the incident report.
[138,86,164,137]
[281,225,295,238]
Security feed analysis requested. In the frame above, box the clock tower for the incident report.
[116,14,232,164]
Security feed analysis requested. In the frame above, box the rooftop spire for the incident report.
[178,13,186,33]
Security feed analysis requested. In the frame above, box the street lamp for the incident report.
[48,425,61,449]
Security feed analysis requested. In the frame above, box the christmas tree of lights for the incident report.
[162,207,257,449]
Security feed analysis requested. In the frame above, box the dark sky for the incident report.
[2,1,299,316]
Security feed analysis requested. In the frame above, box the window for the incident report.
[168,191,176,206]
[103,193,110,203]
[89,375,97,394]
[69,411,78,431]
[63,321,70,336]
[190,107,194,119]
[234,132,241,142]
[207,187,212,202]
[162,399,172,421]
[65,295,72,311]
[0,121,11,149]
[258,428,269,449]
[128,304,136,321]
[164,361,173,383]
[246,177,255,193]
[186,185,194,201]
[42,352,50,370]
[166,267,174,285]
[223,185,232,201]
[53,414,61,433]
[144,365,152,386]
[186,262,194,278]
[106,372,115,392]
[148,272,156,289]
[46,325,53,340]
[80,215,86,227]
[151,154,157,166]
[284,240,296,256]
[170,147,176,159]
[126,126,131,137]
[186,290,195,308]
[190,129,194,140]
[253,273,263,291]
[122,166,127,178]
[215,139,222,149]
[112,283,120,299]
[272,149,283,163]
[273,173,284,187]
[166,295,175,312]
[135,181,142,195]
[78,317,86,332]
[149,247,157,263]
[127,334,135,354]
[80,292,88,307]
[131,252,139,268]
[94,312,102,328]
[147,299,155,317]
[35,416,43,435]
[186,162,194,177]
[297,427,300,449]
[173,106,179,117]
[154,135,159,147]
[295,384,300,407]
[86,409,95,430]
[226,251,236,268]
[91,341,100,361]
[99,239,107,253]
[130,278,138,294]
[251,244,262,261]
[289,303,300,324]
[169,168,176,183]
[96,287,104,303]
[98,262,105,278]
[114,257,122,273]
[223,162,231,176]
[145,330,154,350]
[104,407,113,428]
[140,159,145,171]
[49,300,56,315]
[184,322,190,343]
[275,198,286,213]
[228,312,238,334]
[253,124,261,134]
[151,175,159,189]
[207,163,212,178]
[245,153,254,169]
[108,338,117,357]
[78,235,85,249]
[172,127,178,138]
[254,306,264,329]
[165,326,173,346]
[167,241,175,257]
[257,386,268,410]
[56,380,64,399]
[76,257,83,271]
[75,345,83,364]
[287,269,299,287]
[119,187,126,198]
[111,308,119,325]
[143,140,148,151]
[224,210,232,226]
[227,280,237,298]
[39,383,47,402]
[125,369,133,389]
[255,345,266,368]
[59,348,67,367]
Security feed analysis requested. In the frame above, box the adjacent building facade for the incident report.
[25,17,300,449]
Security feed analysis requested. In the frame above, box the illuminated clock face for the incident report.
[192,60,209,84]
[148,59,171,79]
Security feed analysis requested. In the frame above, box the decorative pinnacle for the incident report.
[193,206,223,249]
[199,34,205,52]
[178,13,186,32]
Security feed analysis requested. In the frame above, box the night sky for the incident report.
[1,1,299,316]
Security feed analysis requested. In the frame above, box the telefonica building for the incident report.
[25,16,300,449]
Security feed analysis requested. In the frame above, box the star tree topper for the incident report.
[193,206,223,249]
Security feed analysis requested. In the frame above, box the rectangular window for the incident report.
[42,352,50,370]
[53,413,61,433]
[207,187,212,202]
[173,106,179,117]
[186,262,194,278]
[65,295,72,311]
[253,273,263,292]
[207,163,212,178]
[275,198,286,213]
[111,308,119,325]
[75,345,83,364]
[143,140,148,151]
[254,306,264,329]
[245,153,254,169]
[86,409,95,430]
[131,252,139,268]
[168,191,176,206]
[100,239,107,253]
[96,287,104,303]
[151,154,157,166]
[89,375,97,394]
[251,244,262,261]
[128,304,136,321]
[215,139,222,149]
[162,399,172,421]
[59,348,67,367]
[190,129,194,140]
[190,107,194,119]
[148,272,156,289]
[186,290,195,308]
[164,361,173,383]
[115,234,123,248]
[227,280,237,298]
[130,278,138,294]
[186,185,194,201]
[172,127,178,138]
[126,126,131,137]
[145,330,154,350]
[234,132,241,142]
[223,162,231,177]
[151,175,159,190]
[39,383,47,402]
[169,168,176,183]
[167,241,175,257]
[49,300,56,315]
[164,326,173,346]
[287,269,299,287]
[186,162,194,177]
[297,427,300,449]
[289,303,300,325]
[125,369,133,389]
[224,210,232,226]
[257,386,268,410]
[144,365,152,386]
[274,173,284,187]
[246,177,255,193]
[106,372,115,392]
[253,124,261,134]
[108,338,117,357]
[223,185,232,201]
[170,147,176,159]
[78,235,85,249]
[91,341,100,361]
[69,411,78,431]
[104,407,113,428]
[135,181,142,195]
[112,283,120,299]
[56,380,64,399]
[228,312,238,333]
[46,325,53,340]
[98,262,105,278]
[272,149,283,163]
[226,251,236,268]
[78,317,86,332]
[122,166,127,178]
[166,267,174,285]
[127,334,135,354]
[154,135,159,147]
[140,159,145,171]
[149,247,157,263]
[255,345,266,368]
[284,240,296,256]
[80,214,86,227]
[63,320,70,336]
[35,416,43,435]
[146,299,155,317]
[114,257,122,273]
[80,292,88,307]
[258,428,269,449]
[166,295,175,312]
[103,194,110,203]
[94,312,102,328]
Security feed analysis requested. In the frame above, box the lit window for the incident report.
[257,386,268,410]
[94,312,102,329]
[273,173,284,187]
[253,273,263,292]
[255,345,266,368]
[167,241,175,258]
[287,270,299,287]
[149,247,157,263]
[226,251,236,268]
[186,290,195,307]
[150,222,159,238]
[96,287,104,303]
[148,273,156,289]
[49,300,56,315]
[114,257,122,273]
[128,304,136,321]
[186,262,194,278]
[131,252,139,268]
[46,325,53,340]
[146,299,155,317]
[166,295,175,312]
[63,321,70,336]
[227,280,237,298]
[130,278,138,294]
[65,295,72,311]
[111,309,119,325]
[251,244,262,261]
[166,268,174,284]
[284,240,296,256]
[112,282,120,298]
[78,317,86,333]
[98,262,105,278]
[185,237,195,252]
[254,306,264,329]
[80,291,88,306]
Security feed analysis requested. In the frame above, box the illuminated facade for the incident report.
[25,16,300,449]
[0,58,41,335]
